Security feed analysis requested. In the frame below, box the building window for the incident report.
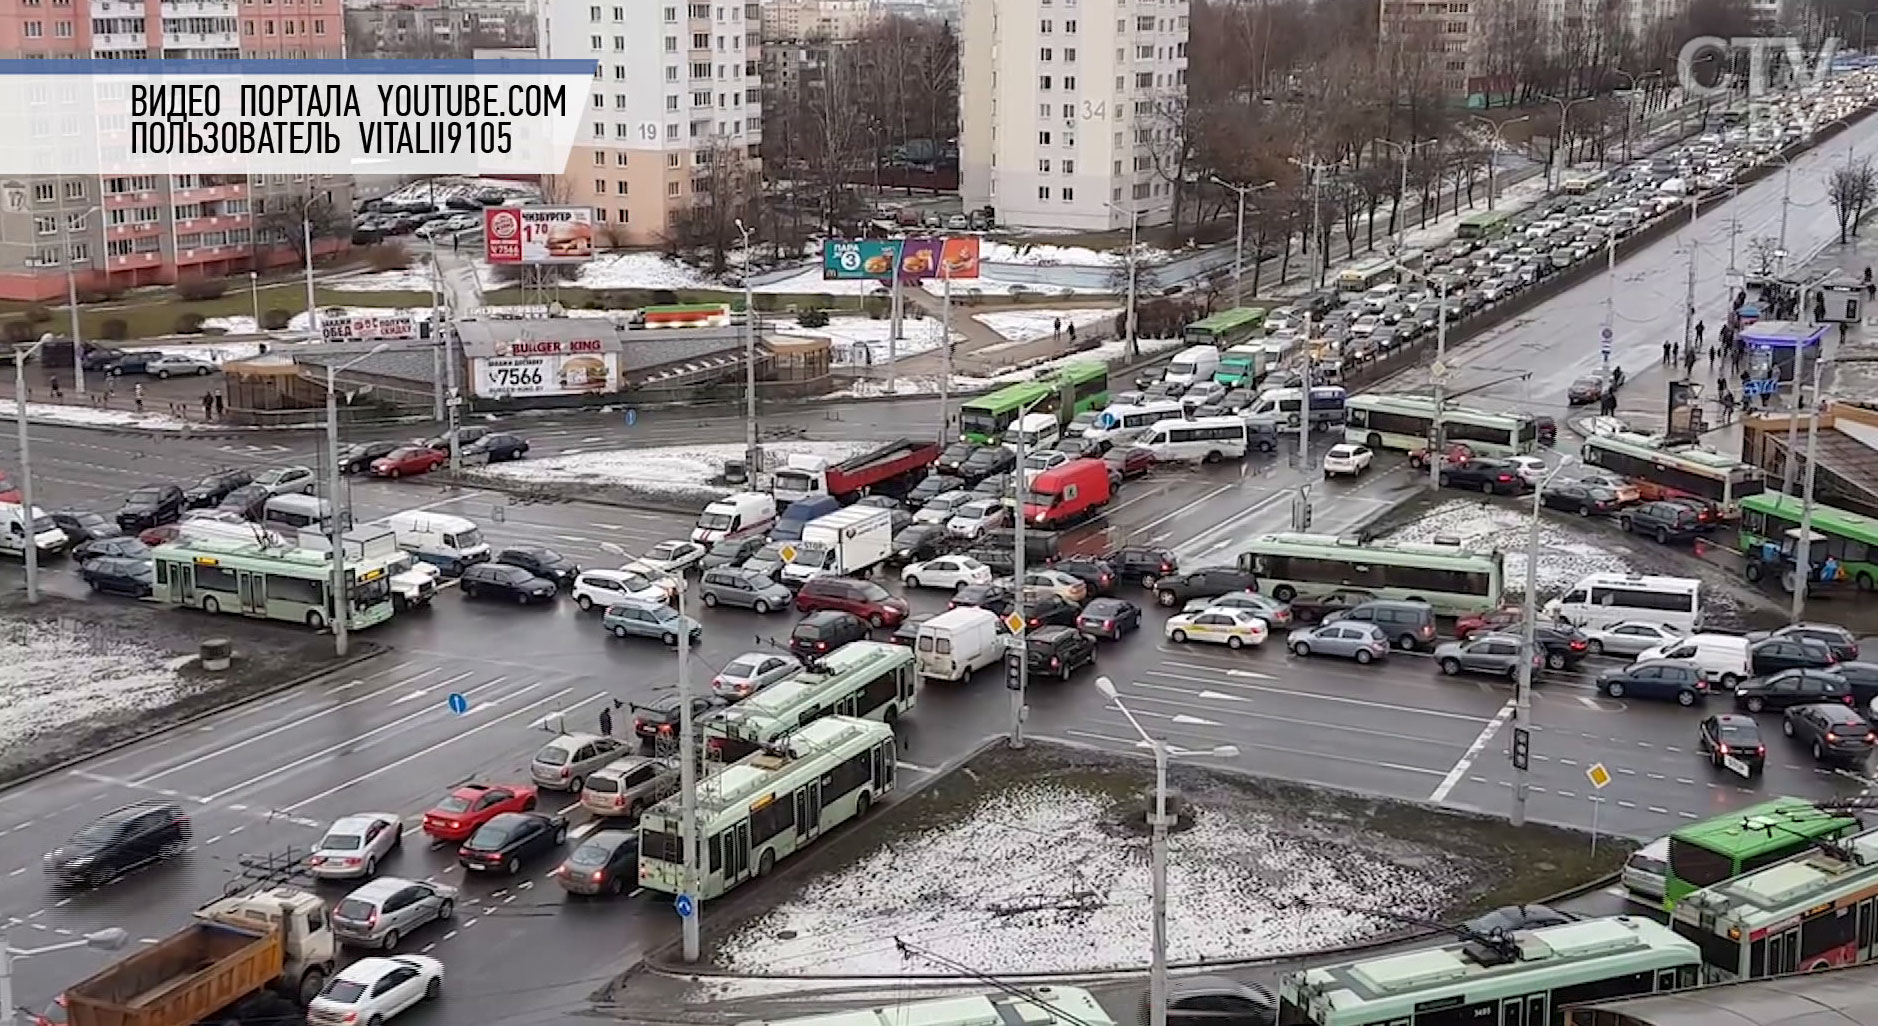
[1038,186,1050,200]
[692,31,707,46]
[1063,75,1076,89]
[1135,71,1152,87]
[1038,131,1051,144]
[618,208,629,222]
[593,122,605,138]
[1039,18,1051,31]
[1063,159,1075,173]
[63,179,82,200]
[24,21,42,35]
[1133,182,1150,199]
[1065,19,1076,31]
[668,95,679,109]
[615,180,628,195]
[667,153,680,167]
[613,35,625,48]
[589,33,601,47]
[593,151,606,165]
[32,183,53,201]
[665,35,677,50]
[1063,187,1075,201]
[664,5,676,20]
[54,20,71,35]
[1038,75,1051,89]
[595,208,607,221]
[667,181,680,196]
[595,178,607,193]
[589,5,599,19]
[615,152,628,166]
[33,216,55,236]
[613,6,623,18]
[1039,47,1051,60]
[1038,159,1051,172]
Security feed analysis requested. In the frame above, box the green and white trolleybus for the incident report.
[637,715,896,899]
[1739,493,1878,591]
[150,534,397,630]
[1345,394,1539,456]
[1238,532,1506,616]
[703,641,917,762]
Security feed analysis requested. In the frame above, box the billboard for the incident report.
[822,237,981,281]
[822,239,902,280]
[483,206,596,265]
[471,337,619,397]
[322,313,418,343]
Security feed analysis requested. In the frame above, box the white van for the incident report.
[1637,633,1752,688]
[915,606,1003,682]
[1621,837,1670,904]
[1245,386,1347,428]
[382,510,491,575]
[691,492,776,544]
[0,503,68,557]
[1161,346,1222,387]
[1084,400,1185,443]
[1544,573,1703,632]
[1003,412,1062,453]
[1138,416,1249,463]
[262,494,331,532]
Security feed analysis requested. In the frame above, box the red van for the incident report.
[1023,459,1112,528]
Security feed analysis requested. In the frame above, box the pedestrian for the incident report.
[1695,320,1706,345]
[1708,345,1717,365]
[202,392,214,419]
[47,375,61,401]
[213,391,224,418]
[1721,390,1737,421]
[1662,339,1672,363]
[1053,317,1062,341]
[598,703,613,737]
[133,382,144,413]
[1718,373,1729,397]
[1067,323,1077,345]
[1683,349,1697,378]
[1600,391,1617,416]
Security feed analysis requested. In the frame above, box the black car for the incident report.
[1833,661,1878,708]
[957,446,1017,483]
[790,610,871,659]
[934,443,978,475]
[73,535,148,563]
[1025,625,1097,680]
[1785,702,1877,766]
[496,547,580,589]
[182,469,254,507]
[1698,713,1765,776]
[891,523,947,564]
[1735,668,1854,713]
[1752,623,1860,664]
[1052,556,1117,595]
[457,811,567,875]
[1596,659,1709,706]
[1526,621,1591,670]
[961,547,1017,577]
[1463,904,1575,936]
[459,562,558,604]
[905,473,963,508]
[1618,501,1704,544]
[1539,480,1621,517]
[465,432,530,463]
[1159,976,1276,1026]
[50,510,120,544]
[1024,593,1083,630]
[890,611,936,647]
[79,556,155,597]
[1108,546,1178,588]
[1076,596,1143,639]
[950,583,1017,618]
[555,828,639,896]
[1438,458,1527,495]
[103,351,163,376]
[45,801,190,887]
[701,535,766,571]
[336,441,401,475]
[1154,567,1261,608]
[1749,636,1838,675]
[81,346,125,371]
[115,484,186,531]
[215,484,270,521]
[629,694,727,744]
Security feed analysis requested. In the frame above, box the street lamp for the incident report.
[1790,353,1830,624]
[1609,69,1662,163]
[1859,10,1878,53]
[324,342,391,658]
[1,927,130,1020]
[1103,201,1143,361]
[1371,138,1435,257]
[1539,94,1598,192]
[55,200,102,396]
[249,271,262,334]
[12,334,50,603]
[1512,455,1574,828]
[1392,266,1452,490]
[1008,392,1053,750]
[1468,115,1531,211]
[1093,675,1238,1026]
[734,218,760,479]
[1207,177,1276,308]
[1288,155,1339,290]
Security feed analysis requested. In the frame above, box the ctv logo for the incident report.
[1677,36,1842,99]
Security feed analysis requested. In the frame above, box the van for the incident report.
[0,503,68,557]
[1085,400,1184,444]
[1161,346,1222,387]
[381,510,491,576]
[1003,412,1062,452]
[770,494,840,543]
[1327,599,1438,651]
[1022,458,1112,528]
[1545,573,1702,632]
[915,606,1003,682]
[1637,633,1753,688]
[692,492,776,544]
[1621,837,1670,904]
[262,494,331,532]
[1245,386,1347,429]
[1138,416,1249,463]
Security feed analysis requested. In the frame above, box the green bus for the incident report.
[1345,393,1539,456]
[1183,307,1267,347]
[1278,916,1700,1026]
[1236,532,1505,617]
[703,641,918,762]
[637,715,896,899]
[1045,361,1110,418]
[150,535,397,631]
[1739,492,1878,591]
[958,362,1109,443]
[1664,797,1861,910]
[1456,209,1513,240]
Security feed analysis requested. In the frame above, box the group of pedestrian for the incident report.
[200,390,225,419]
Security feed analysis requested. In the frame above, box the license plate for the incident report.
[466,862,487,870]
[1724,755,1751,778]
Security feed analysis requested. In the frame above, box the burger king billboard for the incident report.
[483,206,597,265]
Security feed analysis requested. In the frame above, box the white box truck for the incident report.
[780,506,893,586]
[0,502,68,557]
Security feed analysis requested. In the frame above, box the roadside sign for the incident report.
[446,692,469,715]
[779,544,798,563]
[1723,755,1751,778]
[626,408,637,427]
[675,894,695,918]
[1599,326,1613,357]
[1003,611,1027,635]
[1587,763,1612,789]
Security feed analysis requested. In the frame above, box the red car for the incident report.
[0,469,20,504]
[370,446,447,478]
[140,523,181,545]
[1408,442,1474,470]
[421,782,538,842]
[1455,606,1521,641]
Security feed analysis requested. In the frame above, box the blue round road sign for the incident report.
[675,894,695,918]
[625,408,638,427]
[447,692,469,715]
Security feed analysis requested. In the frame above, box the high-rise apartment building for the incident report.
[0,0,349,301]
[760,0,878,41]
[959,0,1188,231]
[537,0,762,246]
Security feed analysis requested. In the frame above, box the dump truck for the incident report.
[771,439,940,505]
[65,888,337,1026]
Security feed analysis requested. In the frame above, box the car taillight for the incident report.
[1104,620,1114,630]
[1421,624,1435,638]
[614,794,626,807]
[1846,695,1856,705]
[560,767,570,778]
[634,719,647,731]
[1100,574,1112,585]
[1497,474,1512,482]
[343,1014,358,1024]
[593,870,606,883]
[1051,657,1061,667]
[1756,745,1765,755]
[344,857,361,866]
[1570,639,1587,650]
[817,641,828,650]
[1160,563,1172,572]
[1718,743,1730,754]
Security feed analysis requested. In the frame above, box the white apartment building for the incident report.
[761,0,879,40]
[538,0,762,245]
[959,0,1187,231]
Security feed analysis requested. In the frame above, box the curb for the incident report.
[0,642,389,795]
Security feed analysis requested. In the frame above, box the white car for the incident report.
[945,499,1009,540]
[308,813,403,880]
[1021,568,1087,603]
[914,490,974,525]
[145,353,216,378]
[1021,450,1070,484]
[641,540,707,575]
[1584,620,1687,658]
[572,568,667,611]
[1164,607,1269,649]
[1506,455,1547,486]
[711,651,801,699]
[1322,443,1373,477]
[1348,314,1380,338]
[617,559,683,600]
[902,555,993,591]
[306,955,443,1026]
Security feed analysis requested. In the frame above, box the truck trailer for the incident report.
[772,439,939,505]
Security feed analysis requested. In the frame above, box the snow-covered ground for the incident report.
[0,619,190,762]
[378,176,536,207]
[973,308,1120,346]
[1393,177,1551,255]
[769,316,956,367]
[3,400,201,432]
[713,778,1462,975]
[470,441,874,499]
[918,276,1118,299]
[1370,499,1632,597]
[978,241,1173,267]
[145,340,265,362]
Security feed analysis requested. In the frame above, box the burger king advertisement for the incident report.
[821,237,980,281]
[471,337,620,398]
[483,206,597,265]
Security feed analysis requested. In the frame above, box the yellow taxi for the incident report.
[1164,607,1269,650]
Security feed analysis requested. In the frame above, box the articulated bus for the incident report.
[1739,493,1878,591]
[703,641,917,762]
[1183,306,1268,348]
[1277,916,1700,1026]
[1580,430,1765,511]
[1344,393,1539,456]
[1237,532,1505,617]
[1457,209,1513,240]
[1663,798,1861,910]
[958,362,1109,443]
[150,535,397,630]
[638,715,896,899]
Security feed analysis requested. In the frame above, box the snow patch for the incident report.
[471,441,877,499]
[977,241,1173,267]
[3,400,199,432]
[973,309,1121,346]
[378,176,536,207]
[0,619,188,760]
[144,340,264,362]
[1370,499,1633,597]
[769,316,956,367]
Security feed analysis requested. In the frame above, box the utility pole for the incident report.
[1602,237,1617,375]
[1208,178,1275,309]
[57,187,88,396]
[302,218,319,343]
[1430,279,1449,491]
[1124,210,1140,361]
[325,365,349,659]
[676,581,702,961]
[1680,199,1697,373]
[737,220,761,476]
[1514,459,1573,828]
[13,338,47,603]
[1008,397,1040,750]
[1791,355,1826,624]
[445,324,463,476]
[939,272,954,444]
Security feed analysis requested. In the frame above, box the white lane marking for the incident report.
[571,821,602,839]
[1170,713,1222,727]
[1126,483,1238,541]
[1430,700,1516,803]
[1144,669,1494,723]
[628,888,644,897]
[1065,728,1446,776]
[895,760,935,773]
[557,800,582,815]
[1197,690,1249,702]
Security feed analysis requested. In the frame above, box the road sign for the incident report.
[1600,327,1613,357]
[674,893,695,918]
[1600,326,1613,340]
[1003,611,1027,635]
[626,408,637,427]
[446,692,469,715]
[779,544,798,563]
[1587,763,1612,789]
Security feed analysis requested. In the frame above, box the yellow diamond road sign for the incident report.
[1587,763,1612,789]
[1004,612,1027,635]
[778,544,798,563]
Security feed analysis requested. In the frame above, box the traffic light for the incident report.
[1511,726,1531,771]
[1005,649,1024,690]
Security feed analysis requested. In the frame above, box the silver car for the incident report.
[529,732,626,792]
[1287,621,1390,664]
[308,813,403,879]
[699,567,793,612]
[579,755,679,818]
[711,651,800,700]
[331,876,457,950]
[251,465,317,496]
[1582,620,1686,658]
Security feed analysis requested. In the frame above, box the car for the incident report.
[457,810,568,874]
[1322,443,1373,477]
[1572,471,1641,504]
[603,597,703,644]
[741,541,789,580]
[1287,588,1382,623]
[934,442,978,475]
[1434,633,1541,680]
[337,882,458,956]
[1749,636,1838,675]
[307,954,445,1023]
[1155,567,1261,608]
[1157,975,1276,1026]
[1105,547,1178,589]
[43,801,190,887]
[889,522,947,564]
[642,539,708,575]
[1439,457,1528,494]
[460,431,530,463]
[423,425,489,452]
[555,828,641,895]
[1104,445,1157,483]
[1021,449,1073,484]
[572,568,666,612]
[1567,371,1616,405]
[915,489,975,525]
[946,498,1009,540]
[1024,593,1083,629]
[1734,668,1855,713]
[496,547,580,589]
[1540,479,1622,516]
[336,442,401,475]
[1464,904,1576,937]
[47,510,116,546]
[1021,568,1088,604]
[1166,607,1269,648]
[1287,621,1391,663]
[888,611,933,647]
[115,483,186,531]
[1182,590,1291,627]
[627,693,726,746]
[1077,596,1143,640]
[958,445,1018,482]
[1784,702,1877,766]
[102,350,163,376]
[371,446,447,478]
[1617,500,1704,544]
[76,555,153,597]
[71,534,148,563]
[700,566,793,612]
[1697,713,1766,776]
[308,813,404,879]
[215,483,270,521]
[1581,620,1686,657]
[1596,659,1709,706]
[1051,556,1117,595]
[951,582,1017,618]
[251,465,317,496]
[711,651,801,699]
[903,555,994,591]
[1835,661,1878,712]
[700,535,766,571]
[795,575,909,627]
[180,470,255,510]
[421,783,536,842]
[1025,625,1098,680]
[1453,606,1520,641]
[790,609,871,659]
[906,473,964,508]
[144,353,216,378]
[1751,623,1860,663]
[1522,621,1592,669]
[530,732,626,792]
[460,562,557,604]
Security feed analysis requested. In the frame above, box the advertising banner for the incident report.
[896,238,941,279]
[822,237,981,281]
[822,240,903,280]
[484,206,596,265]
[938,237,981,279]
[471,336,618,396]
[322,313,418,342]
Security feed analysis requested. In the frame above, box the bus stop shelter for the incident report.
[1739,320,1828,385]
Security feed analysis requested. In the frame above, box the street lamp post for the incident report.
[1860,10,1878,53]
[56,200,101,396]
[1,927,130,1020]
[1008,393,1052,750]
[735,219,761,477]
[324,343,391,658]
[13,335,50,603]
[1288,155,1338,290]
[1104,201,1143,361]
[249,271,262,333]
[1540,94,1598,192]
[1396,266,1451,489]
[1468,115,1531,212]
[1094,676,1237,1026]
[1610,69,1661,163]
[1207,178,1276,308]
[1513,456,1575,828]
[1791,353,1829,624]
[1373,139,1434,259]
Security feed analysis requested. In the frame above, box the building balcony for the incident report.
[109,251,163,269]
[164,32,241,47]
[161,0,239,16]
[91,34,147,50]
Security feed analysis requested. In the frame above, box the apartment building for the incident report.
[760,0,877,41]
[538,0,762,245]
[1381,0,1693,100]
[344,0,535,57]
[959,0,1187,231]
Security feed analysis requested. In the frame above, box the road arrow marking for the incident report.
[1171,714,1222,727]
[1196,690,1248,702]
[1224,668,1274,679]
[391,688,434,705]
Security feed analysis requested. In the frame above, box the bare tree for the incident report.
[1830,158,1878,242]
[665,136,757,273]
[256,192,347,264]
[537,175,575,205]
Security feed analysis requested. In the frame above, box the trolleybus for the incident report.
[1580,430,1765,510]
[1237,532,1505,616]
[1345,394,1539,456]
[703,641,917,762]
[1662,797,1861,909]
[958,362,1110,444]
[1183,307,1268,348]
[150,535,397,630]
[1739,493,1878,591]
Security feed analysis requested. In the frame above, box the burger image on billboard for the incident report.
[545,220,594,259]
[559,355,609,392]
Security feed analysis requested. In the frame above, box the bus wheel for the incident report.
[757,849,775,877]
[306,610,327,629]
[1859,572,1876,591]
[857,792,873,817]
[202,595,220,614]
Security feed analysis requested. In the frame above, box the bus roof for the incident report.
[963,380,1054,413]
[664,716,892,825]
[709,642,912,740]
[153,535,335,570]
[1585,430,1760,474]
[1671,798,1858,859]
[1048,361,1107,385]
[1189,307,1267,332]
[744,986,1117,1026]
[1346,393,1530,426]
[1242,532,1501,570]
[1460,209,1512,226]
[1676,824,1878,936]
[1743,492,1878,542]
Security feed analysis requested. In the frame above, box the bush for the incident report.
[1,320,31,343]
[650,289,680,306]
[175,278,228,302]
[363,243,411,271]
[22,304,52,324]
[76,285,126,304]
[173,312,206,334]
[260,308,293,330]
[754,293,782,312]
[798,308,830,328]
[100,317,129,341]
